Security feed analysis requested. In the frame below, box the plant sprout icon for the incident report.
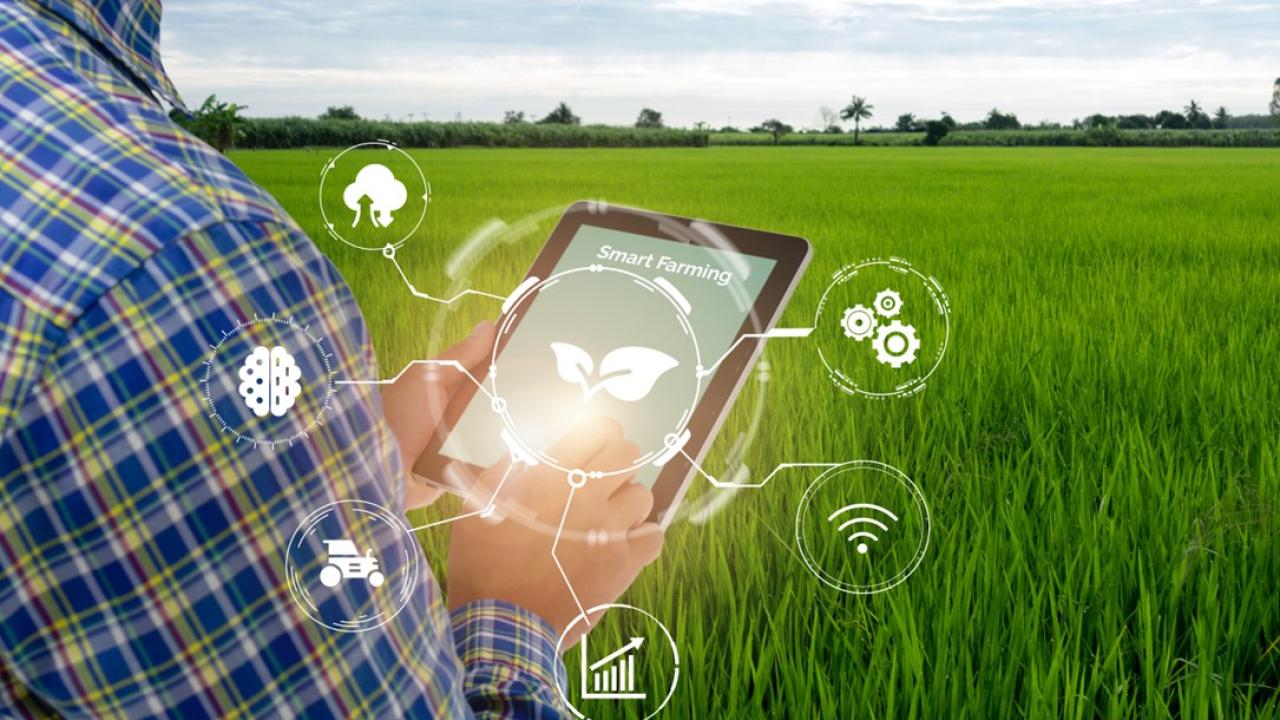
[549,342,679,403]
[343,163,407,228]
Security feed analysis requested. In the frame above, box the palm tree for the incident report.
[1184,99,1208,128]
[1271,78,1280,122]
[840,95,874,144]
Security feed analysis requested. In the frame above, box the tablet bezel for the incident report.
[414,201,810,527]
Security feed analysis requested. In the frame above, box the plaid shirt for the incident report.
[0,1,564,717]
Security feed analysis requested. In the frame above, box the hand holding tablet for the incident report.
[416,201,810,525]
[446,416,663,646]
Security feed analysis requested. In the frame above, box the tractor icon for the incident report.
[319,539,385,589]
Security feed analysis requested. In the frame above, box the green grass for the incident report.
[231,146,1280,718]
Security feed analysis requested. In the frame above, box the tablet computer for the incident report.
[415,201,810,527]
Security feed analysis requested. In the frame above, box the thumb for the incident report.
[436,320,496,370]
[401,321,496,393]
[626,523,664,566]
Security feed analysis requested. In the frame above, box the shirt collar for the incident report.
[34,0,185,109]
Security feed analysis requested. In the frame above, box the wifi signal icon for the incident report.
[827,503,900,555]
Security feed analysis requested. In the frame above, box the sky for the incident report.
[163,1,1280,128]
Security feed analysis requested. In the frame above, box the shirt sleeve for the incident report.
[452,600,568,718]
[0,217,564,719]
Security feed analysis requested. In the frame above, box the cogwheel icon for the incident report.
[841,304,878,341]
[874,288,903,318]
[872,321,921,368]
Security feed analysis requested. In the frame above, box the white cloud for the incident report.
[167,46,1277,127]
[653,0,1139,18]
[162,0,1279,124]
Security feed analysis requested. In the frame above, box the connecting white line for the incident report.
[551,484,589,627]
[385,251,506,304]
[680,450,840,489]
[336,358,494,401]
[407,461,519,532]
[697,327,813,378]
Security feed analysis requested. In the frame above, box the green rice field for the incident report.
[231,146,1280,718]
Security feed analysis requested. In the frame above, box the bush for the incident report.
[319,105,360,120]
[923,121,949,146]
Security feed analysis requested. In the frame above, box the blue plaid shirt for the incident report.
[0,1,564,717]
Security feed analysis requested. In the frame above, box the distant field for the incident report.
[233,146,1280,718]
[711,128,1280,147]
[232,117,1280,149]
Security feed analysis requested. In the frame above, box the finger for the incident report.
[464,455,513,512]
[403,476,446,511]
[627,523,664,565]
[606,482,655,531]
[577,438,641,499]
[543,416,624,471]
[437,320,496,367]
[410,321,496,389]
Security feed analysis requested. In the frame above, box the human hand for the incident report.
[446,418,664,647]
[381,321,495,510]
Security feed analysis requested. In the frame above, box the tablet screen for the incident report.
[439,223,778,487]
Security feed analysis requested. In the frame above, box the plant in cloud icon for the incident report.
[318,539,385,589]
[343,163,407,228]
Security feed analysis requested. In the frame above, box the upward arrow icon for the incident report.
[588,637,644,671]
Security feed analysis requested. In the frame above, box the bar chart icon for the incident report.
[580,634,646,700]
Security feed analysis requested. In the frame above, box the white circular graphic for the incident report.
[489,265,703,478]
[814,258,950,399]
[794,460,931,595]
[421,203,771,526]
[201,314,336,449]
[554,603,680,720]
[318,141,430,252]
[284,500,420,633]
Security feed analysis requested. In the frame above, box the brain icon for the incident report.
[343,163,408,228]
[238,346,303,418]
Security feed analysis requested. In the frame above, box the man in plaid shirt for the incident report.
[0,0,664,717]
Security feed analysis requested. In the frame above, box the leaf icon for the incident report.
[596,346,680,401]
[549,343,679,403]
[550,342,594,398]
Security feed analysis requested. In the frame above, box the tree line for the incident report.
[175,78,1280,152]
[317,78,1280,142]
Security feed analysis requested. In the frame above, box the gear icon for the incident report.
[872,320,920,368]
[874,288,903,318]
[840,304,878,341]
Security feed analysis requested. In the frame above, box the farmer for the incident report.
[0,1,661,717]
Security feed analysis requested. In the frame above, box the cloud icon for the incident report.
[343,163,408,228]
